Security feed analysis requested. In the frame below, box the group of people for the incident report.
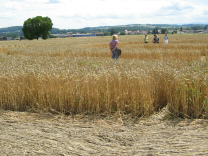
[109,33,169,60]
[144,33,169,44]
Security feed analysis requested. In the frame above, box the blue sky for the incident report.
[0,0,208,29]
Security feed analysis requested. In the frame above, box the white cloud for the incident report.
[0,0,207,29]
[3,2,21,10]
[47,0,61,3]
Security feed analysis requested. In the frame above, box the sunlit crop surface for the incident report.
[0,34,208,118]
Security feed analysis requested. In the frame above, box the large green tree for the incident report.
[152,27,159,34]
[22,16,53,40]
[110,29,117,35]
[161,28,168,34]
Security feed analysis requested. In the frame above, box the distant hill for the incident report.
[0,26,23,33]
[0,24,207,37]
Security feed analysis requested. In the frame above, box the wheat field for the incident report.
[0,34,207,118]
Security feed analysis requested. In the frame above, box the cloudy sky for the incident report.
[0,0,208,29]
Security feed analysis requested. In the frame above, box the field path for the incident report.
[1,110,208,156]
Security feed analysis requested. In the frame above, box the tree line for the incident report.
[0,16,208,40]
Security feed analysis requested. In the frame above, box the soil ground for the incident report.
[0,109,208,156]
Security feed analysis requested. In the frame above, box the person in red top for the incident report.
[109,34,119,60]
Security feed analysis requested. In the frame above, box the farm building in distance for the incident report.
[51,33,104,38]
[0,36,13,40]
[72,34,96,37]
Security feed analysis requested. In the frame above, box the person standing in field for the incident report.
[144,34,148,43]
[164,33,168,44]
[152,35,159,43]
[109,34,119,60]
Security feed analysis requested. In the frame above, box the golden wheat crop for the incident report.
[0,34,207,118]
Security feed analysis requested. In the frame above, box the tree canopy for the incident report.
[192,25,202,30]
[110,29,117,35]
[161,29,168,34]
[152,27,159,34]
[22,16,53,40]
